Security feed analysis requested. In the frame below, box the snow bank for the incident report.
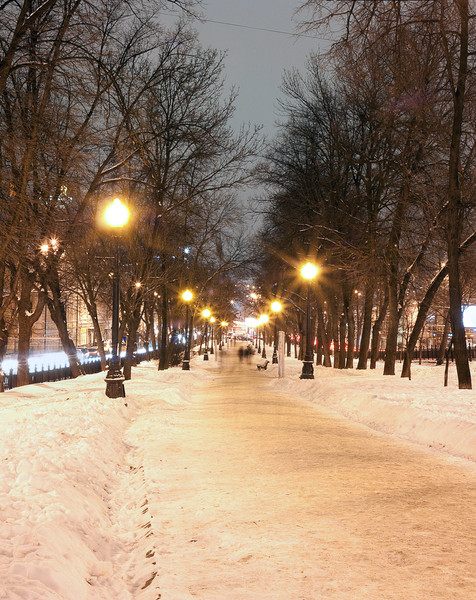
[0,377,135,599]
[265,357,476,464]
[0,366,207,599]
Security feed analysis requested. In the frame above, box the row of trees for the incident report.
[0,0,260,385]
[256,0,475,388]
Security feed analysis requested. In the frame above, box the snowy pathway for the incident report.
[126,354,476,599]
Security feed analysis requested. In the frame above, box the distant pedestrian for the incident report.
[245,344,253,362]
[238,347,244,361]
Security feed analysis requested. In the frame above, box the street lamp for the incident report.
[182,290,193,370]
[202,308,211,360]
[271,300,282,364]
[259,314,269,358]
[300,261,319,379]
[103,198,130,398]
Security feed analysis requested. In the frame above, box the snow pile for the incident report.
[0,380,137,599]
[266,356,476,463]
[0,367,204,600]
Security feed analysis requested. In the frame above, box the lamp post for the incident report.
[271,300,282,364]
[202,309,211,360]
[182,290,193,370]
[103,198,130,398]
[300,261,319,379]
[259,314,269,358]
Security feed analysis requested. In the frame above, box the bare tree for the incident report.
[297,0,474,387]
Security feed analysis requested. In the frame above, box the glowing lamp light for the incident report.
[104,198,130,228]
[182,290,193,302]
[271,301,282,313]
[221,321,228,327]
[40,243,49,254]
[300,262,319,281]
[202,308,211,319]
[135,282,141,288]
[259,314,269,325]
[210,317,216,323]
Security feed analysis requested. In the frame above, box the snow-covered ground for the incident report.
[0,349,475,599]
[268,354,476,464]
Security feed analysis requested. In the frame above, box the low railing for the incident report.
[376,346,474,362]
[1,348,157,392]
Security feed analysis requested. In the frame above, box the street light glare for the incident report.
[259,314,269,324]
[300,262,319,280]
[104,198,130,228]
[271,301,282,313]
[202,308,211,318]
[182,290,193,302]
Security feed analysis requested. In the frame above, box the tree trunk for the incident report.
[400,271,448,377]
[0,317,8,367]
[17,311,32,387]
[0,263,18,366]
[17,270,45,387]
[383,274,399,375]
[158,282,168,371]
[400,229,476,377]
[370,293,389,369]
[315,342,322,366]
[345,293,355,369]
[123,307,141,380]
[383,171,410,375]
[437,312,451,367]
[357,282,374,369]
[46,275,84,377]
[445,0,472,389]
[144,299,157,353]
[189,314,194,356]
[317,306,332,367]
[329,300,339,368]
[338,310,346,370]
[91,316,107,370]
[83,299,107,370]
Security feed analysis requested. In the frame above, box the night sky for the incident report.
[162,0,327,138]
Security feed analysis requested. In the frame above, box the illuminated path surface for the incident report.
[126,353,476,599]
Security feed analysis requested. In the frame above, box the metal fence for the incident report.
[376,346,474,362]
[1,349,156,392]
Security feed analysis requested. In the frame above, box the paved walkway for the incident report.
[129,353,476,599]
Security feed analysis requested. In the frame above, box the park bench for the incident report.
[257,359,269,371]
